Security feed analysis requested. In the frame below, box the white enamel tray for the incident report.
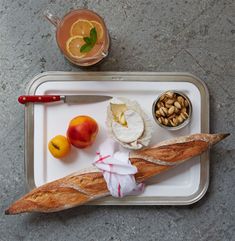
[25,72,209,205]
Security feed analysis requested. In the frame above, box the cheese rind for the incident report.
[112,110,144,143]
[106,97,153,150]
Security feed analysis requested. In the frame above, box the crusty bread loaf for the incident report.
[5,133,229,214]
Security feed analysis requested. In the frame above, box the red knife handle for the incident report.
[18,95,61,104]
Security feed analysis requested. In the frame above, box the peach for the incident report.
[48,135,71,159]
[67,115,99,148]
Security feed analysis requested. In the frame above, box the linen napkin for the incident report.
[93,139,144,198]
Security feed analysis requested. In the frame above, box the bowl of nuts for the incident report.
[152,91,192,130]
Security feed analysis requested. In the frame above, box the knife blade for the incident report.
[62,95,112,104]
[18,95,112,104]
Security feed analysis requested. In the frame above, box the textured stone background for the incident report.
[0,0,234,240]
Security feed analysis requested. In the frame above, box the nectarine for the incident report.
[67,115,99,148]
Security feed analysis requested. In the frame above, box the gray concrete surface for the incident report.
[0,0,234,240]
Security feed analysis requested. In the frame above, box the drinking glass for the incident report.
[44,9,110,66]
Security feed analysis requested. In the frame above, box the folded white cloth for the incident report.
[93,139,144,198]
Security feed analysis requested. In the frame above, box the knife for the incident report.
[18,95,112,104]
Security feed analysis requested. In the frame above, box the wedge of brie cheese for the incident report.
[110,103,127,125]
[106,97,153,150]
[112,109,144,143]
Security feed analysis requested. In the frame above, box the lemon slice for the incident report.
[90,20,104,41]
[66,36,86,59]
[70,19,94,37]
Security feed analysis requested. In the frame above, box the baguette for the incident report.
[5,133,229,214]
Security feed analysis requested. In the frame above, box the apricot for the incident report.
[67,115,98,148]
[48,135,71,158]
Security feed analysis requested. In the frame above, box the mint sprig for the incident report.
[80,27,97,53]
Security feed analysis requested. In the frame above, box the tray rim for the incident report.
[24,71,209,205]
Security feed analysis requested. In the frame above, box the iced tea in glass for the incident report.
[45,9,110,66]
